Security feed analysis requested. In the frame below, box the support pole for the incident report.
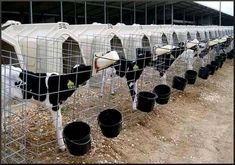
[219,1,221,26]
[60,0,63,22]
[120,1,122,23]
[74,0,77,24]
[163,4,165,24]
[155,4,157,24]
[30,0,33,23]
[134,2,136,23]
[171,3,174,25]
[85,1,87,24]
[145,2,147,25]
[104,1,106,23]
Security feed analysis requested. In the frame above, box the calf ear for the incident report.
[71,64,84,73]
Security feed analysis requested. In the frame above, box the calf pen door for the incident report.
[172,32,179,46]
[187,32,192,41]
[162,33,168,46]
[142,35,150,48]
[62,37,83,73]
[110,35,125,59]
[205,32,209,41]
[196,32,201,41]
[209,31,213,40]
[1,40,20,67]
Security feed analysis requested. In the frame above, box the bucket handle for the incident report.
[63,137,91,146]
[136,93,158,100]
[154,95,170,99]
[98,120,123,127]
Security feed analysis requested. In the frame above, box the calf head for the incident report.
[71,64,92,87]
[112,57,130,78]
[136,47,153,67]
[171,42,185,58]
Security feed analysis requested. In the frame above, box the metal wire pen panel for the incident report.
[1,25,233,163]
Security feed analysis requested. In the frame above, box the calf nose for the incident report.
[81,81,87,86]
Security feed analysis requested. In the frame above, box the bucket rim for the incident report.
[97,109,122,127]
[137,91,157,100]
[63,137,91,146]
[63,121,91,142]
[153,84,171,94]
[174,76,187,83]
[200,66,210,70]
[154,84,171,89]
[185,70,197,74]
[98,120,123,127]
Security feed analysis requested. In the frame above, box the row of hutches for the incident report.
[1,20,234,161]
[1,21,233,86]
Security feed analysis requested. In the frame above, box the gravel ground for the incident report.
[1,57,233,163]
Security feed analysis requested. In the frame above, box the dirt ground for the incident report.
[2,58,234,164]
[47,58,233,163]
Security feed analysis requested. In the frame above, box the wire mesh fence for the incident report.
[1,26,234,163]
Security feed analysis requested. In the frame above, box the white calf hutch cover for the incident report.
[69,23,119,65]
[1,21,24,68]
[112,23,151,60]
[2,22,85,74]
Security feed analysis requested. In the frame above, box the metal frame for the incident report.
[1,1,233,26]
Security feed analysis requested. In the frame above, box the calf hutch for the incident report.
[1,21,234,163]
[2,21,85,74]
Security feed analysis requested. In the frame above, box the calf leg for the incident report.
[200,57,206,67]
[132,82,138,110]
[127,80,137,111]
[99,70,106,97]
[159,71,167,85]
[51,108,66,151]
[110,67,116,95]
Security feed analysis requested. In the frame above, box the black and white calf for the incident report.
[1,51,119,151]
[153,41,195,84]
[1,64,92,151]
[110,48,153,110]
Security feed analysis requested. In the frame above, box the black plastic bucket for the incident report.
[98,109,122,138]
[227,50,234,59]
[137,91,157,112]
[215,56,223,68]
[153,84,171,105]
[206,64,216,75]
[211,61,220,70]
[172,76,187,91]
[63,121,91,156]
[184,70,197,84]
[198,67,209,79]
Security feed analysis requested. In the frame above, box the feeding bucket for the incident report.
[215,56,223,68]
[137,91,157,112]
[198,67,209,79]
[185,70,197,84]
[98,109,122,138]
[211,61,220,70]
[206,64,216,75]
[63,121,91,156]
[153,84,171,105]
[172,76,187,91]
[227,50,234,59]
[220,53,227,62]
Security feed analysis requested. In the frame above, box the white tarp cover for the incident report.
[113,23,150,60]
[69,23,118,64]
[2,22,83,73]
